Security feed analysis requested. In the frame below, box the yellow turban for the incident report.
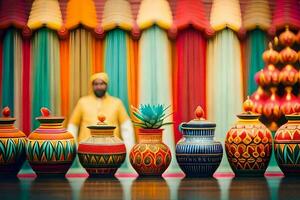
[90,72,109,84]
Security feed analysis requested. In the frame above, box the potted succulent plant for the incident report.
[129,104,173,176]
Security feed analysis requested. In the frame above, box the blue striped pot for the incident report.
[176,106,223,177]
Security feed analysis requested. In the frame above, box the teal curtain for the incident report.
[246,29,267,95]
[139,25,179,172]
[32,28,51,129]
[104,29,129,112]
[2,28,15,115]
[139,25,172,105]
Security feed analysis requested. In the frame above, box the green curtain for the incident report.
[207,29,243,172]
[32,28,51,129]
[104,29,129,112]
[139,25,179,172]
[2,28,15,115]
[246,29,267,95]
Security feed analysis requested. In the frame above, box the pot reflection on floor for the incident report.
[178,177,220,200]
[229,177,270,200]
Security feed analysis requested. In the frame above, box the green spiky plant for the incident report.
[131,104,173,129]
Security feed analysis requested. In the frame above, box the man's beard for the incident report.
[94,89,106,98]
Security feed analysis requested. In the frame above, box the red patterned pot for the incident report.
[78,115,126,177]
[129,129,171,176]
[225,98,273,176]
[0,107,26,177]
[26,108,76,177]
[274,106,300,176]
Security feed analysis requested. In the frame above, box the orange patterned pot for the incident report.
[225,98,273,176]
[26,108,76,177]
[0,107,27,177]
[129,129,171,176]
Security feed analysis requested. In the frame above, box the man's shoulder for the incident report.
[77,95,94,103]
[106,95,122,104]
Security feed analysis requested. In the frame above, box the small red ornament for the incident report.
[243,97,254,113]
[40,107,50,117]
[97,114,106,123]
[195,106,205,120]
[2,107,10,117]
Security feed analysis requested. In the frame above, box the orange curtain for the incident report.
[92,37,103,73]
[127,37,138,109]
[60,39,70,120]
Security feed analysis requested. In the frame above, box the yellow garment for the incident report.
[69,93,129,142]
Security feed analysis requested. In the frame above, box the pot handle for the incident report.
[178,122,185,132]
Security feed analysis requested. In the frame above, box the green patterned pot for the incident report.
[0,107,27,177]
[275,109,300,176]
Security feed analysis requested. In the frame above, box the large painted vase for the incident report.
[176,106,223,177]
[130,129,171,176]
[274,107,300,176]
[26,108,76,177]
[78,115,126,177]
[0,107,27,177]
[225,98,273,176]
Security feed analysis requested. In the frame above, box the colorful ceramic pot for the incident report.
[26,108,76,177]
[129,129,171,176]
[176,106,223,177]
[0,107,27,176]
[78,115,126,177]
[274,106,300,176]
[225,98,273,176]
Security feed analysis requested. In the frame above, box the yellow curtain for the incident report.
[206,29,243,172]
[48,31,61,116]
[69,28,93,114]
[13,31,23,129]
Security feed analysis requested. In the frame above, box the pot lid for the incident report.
[237,97,260,120]
[180,106,215,128]
[0,107,16,124]
[87,114,116,130]
[35,107,65,123]
[285,104,300,121]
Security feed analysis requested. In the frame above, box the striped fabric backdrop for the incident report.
[0,0,300,173]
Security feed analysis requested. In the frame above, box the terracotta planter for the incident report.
[0,107,27,176]
[225,99,273,176]
[78,115,126,177]
[274,107,300,176]
[26,109,76,177]
[176,106,223,177]
[130,129,171,176]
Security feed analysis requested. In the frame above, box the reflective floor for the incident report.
[0,175,299,200]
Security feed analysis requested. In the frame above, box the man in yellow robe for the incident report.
[68,72,135,173]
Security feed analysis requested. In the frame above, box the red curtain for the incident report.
[21,39,31,135]
[173,28,207,143]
